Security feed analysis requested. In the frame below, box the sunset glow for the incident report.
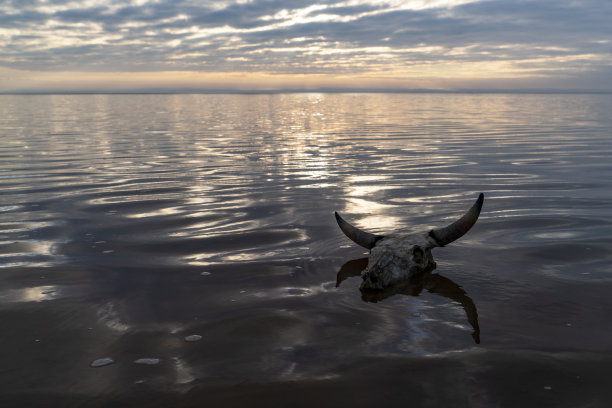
[1,0,611,92]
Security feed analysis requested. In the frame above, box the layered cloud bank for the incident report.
[1,0,611,91]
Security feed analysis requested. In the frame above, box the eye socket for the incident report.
[412,245,424,264]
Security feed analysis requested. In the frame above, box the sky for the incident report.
[1,0,611,92]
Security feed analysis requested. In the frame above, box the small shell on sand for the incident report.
[184,334,202,342]
[134,358,161,365]
[90,357,115,367]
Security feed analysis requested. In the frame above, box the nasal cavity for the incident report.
[364,273,378,283]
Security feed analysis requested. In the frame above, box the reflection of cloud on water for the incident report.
[123,206,185,219]
[357,214,403,232]
[183,228,310,266]
[260,345,342,381]
[0,220,57,233]
[0,285,61,303]
[97,302,130,333]
[0,237,67,268]
[341,198,401,232]
[172,356,197,385]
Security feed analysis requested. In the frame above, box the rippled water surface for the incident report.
[1,93,612,407]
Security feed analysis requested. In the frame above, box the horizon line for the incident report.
[2,87,612,95]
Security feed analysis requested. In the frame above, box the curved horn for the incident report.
[429,193,484,247]
[334,212,383,250]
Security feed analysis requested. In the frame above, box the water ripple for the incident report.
[1,94,612,395]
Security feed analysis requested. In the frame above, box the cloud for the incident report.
[0,0,611,90]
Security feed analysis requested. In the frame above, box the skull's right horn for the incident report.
[429,193,484,247]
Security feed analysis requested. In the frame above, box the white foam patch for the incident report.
[184,334,202,342]
[90,357,115,368]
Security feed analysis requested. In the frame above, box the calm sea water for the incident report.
[1,93,611,407]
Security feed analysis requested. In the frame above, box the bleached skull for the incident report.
[335,194,484,290]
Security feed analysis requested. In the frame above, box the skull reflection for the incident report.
[336,257,480,344]
[335,194,484,343]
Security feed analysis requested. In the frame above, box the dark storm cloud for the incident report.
[0,0,610,87]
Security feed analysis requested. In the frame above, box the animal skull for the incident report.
[335,193,484,290]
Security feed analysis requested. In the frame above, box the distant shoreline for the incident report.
[2,89,612,95]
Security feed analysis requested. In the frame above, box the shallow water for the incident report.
[1,93,611,407]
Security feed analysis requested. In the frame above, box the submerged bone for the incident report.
[360,232,437,289]
[335,194,484,290]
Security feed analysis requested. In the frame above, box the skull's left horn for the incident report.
[429,193,484,247]
[334,212,383,250]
